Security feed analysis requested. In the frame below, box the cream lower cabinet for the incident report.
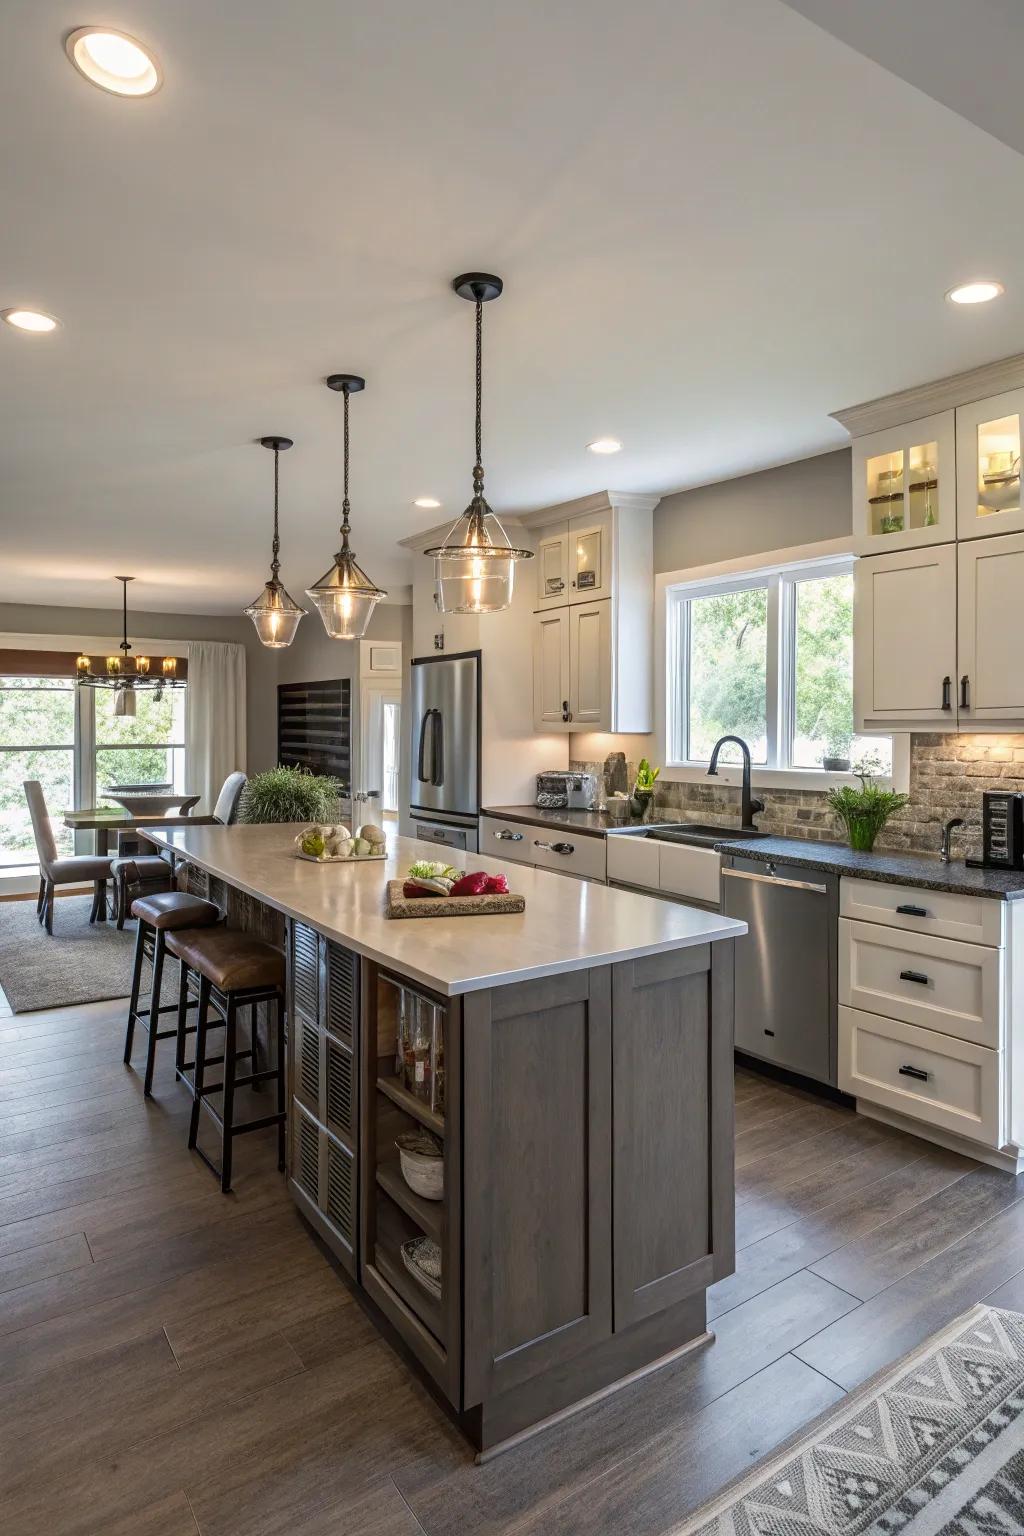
[838,877,1024,1168]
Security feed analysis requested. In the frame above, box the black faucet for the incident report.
[940,816,964,863]
[707,735,764,831]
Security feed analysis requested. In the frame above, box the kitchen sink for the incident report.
[608,822,769,847]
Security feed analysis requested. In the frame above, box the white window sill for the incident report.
[661,764,904,793]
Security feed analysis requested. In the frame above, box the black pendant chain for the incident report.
[270,444,281,581]
[473,298,484,501]
[340,384,352,548]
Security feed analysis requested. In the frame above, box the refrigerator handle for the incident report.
[432,709,445,787]
[416,708,433,784]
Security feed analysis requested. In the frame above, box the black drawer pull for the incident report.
[899,969,930,985]
[763,1028,775,1037]
[896,904,928,917]
[899,1063,929,1082]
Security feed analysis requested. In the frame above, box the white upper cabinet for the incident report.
[957,533,1024,723]
[523,491,658,734]
[854,544,958,731]
[956,387,1024,541]
[851,411,955,555]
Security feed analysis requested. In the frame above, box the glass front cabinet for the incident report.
[956,387,1024,541]
[852,410,956,554]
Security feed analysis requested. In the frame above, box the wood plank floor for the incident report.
[2,989,1024,1536]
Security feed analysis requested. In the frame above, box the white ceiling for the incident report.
[2,0,1024,614]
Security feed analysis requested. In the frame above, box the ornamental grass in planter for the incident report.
[237,765,342,826]
[825,764,908,853]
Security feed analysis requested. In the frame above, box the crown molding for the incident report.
[518,489,661,530]
[832,352,1024,438]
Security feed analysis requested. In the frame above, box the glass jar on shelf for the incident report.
[432,1012,446,1117]
[406,996,434,1105]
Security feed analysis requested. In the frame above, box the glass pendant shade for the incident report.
[307,374,386,642]
[244,436,304,649]
[244,579,305,648]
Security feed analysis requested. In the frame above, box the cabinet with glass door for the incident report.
[851,411,956,554]
[956,387,1024,541]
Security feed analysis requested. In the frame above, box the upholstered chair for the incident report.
[23,780,113,935]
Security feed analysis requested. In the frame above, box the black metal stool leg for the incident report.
[249,1000,263,1093]
[188,976,211,1150]
[143,930,166,1097]
[221,996,237,1193]
[275,992,286,1172]
[175,960,191,1075]
[124,920,147,1065]
[36,877,45,920]
[116,870,128,930]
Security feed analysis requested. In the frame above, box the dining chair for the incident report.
[23,781,114,935]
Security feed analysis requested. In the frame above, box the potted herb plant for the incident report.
[821,727,852,774]
[825,757,908,853]
[630,758,660,820]
[237,765,343,825]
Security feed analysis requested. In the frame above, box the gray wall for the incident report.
[1,599,409,774]
[653,448,852,573]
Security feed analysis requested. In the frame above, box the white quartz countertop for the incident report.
[147,824,746,996]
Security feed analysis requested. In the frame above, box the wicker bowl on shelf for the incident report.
[401,1236,442,1299]
[396,1129,443,1201]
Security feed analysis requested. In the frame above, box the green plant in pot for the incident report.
[821,727,852,774]
[826,756,907,853]
[238,765,342,826]
[630,758,660,819]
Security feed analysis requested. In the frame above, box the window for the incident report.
[666,555,892,776]
[92,686,186,799]
[0,676,76,867]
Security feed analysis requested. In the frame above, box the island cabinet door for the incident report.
[461,969,612,1406]
[611,941,735,1331]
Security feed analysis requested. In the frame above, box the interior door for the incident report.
[536,525,570,611]
[853,545,958,731]
[957,533,1024,723]
[569,600,610,728]
[533,610,572,730]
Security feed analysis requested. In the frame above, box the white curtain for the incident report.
[185,641,247,814]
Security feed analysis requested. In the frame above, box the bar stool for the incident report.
[165,926,286,1193]
[124,891,221,1096]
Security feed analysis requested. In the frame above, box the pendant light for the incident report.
[306,374,387,640]
[76,576,185,714]
[243,436,305,649]
[425,272,533,614]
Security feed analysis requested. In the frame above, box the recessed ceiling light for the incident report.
[1,308,60,333]
[65,27,162,96]
[946,280,1005,306]
[587,437,622,455]
[414,497,442,509]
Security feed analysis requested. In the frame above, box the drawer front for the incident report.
[478,816,536,867]
[839,1005,1002,1148]
[606,834,659,891]
[840,919,1003,1049]
[528,829,607,882]
[658,843,721,905]
[840,876,1003,947]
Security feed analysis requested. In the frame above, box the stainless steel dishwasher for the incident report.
[721,852,839,1087]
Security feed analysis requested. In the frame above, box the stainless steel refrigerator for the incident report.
[408,651,481,852]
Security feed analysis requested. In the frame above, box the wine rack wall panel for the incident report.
[277,677,351,786]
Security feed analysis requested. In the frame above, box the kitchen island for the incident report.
[148,823,745,1452]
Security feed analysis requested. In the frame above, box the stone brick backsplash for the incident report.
[572,734,1024,859]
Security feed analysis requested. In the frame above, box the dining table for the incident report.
[63,806,201,856]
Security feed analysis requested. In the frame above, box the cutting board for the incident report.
[385,880,525,919]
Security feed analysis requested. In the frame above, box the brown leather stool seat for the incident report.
[166,926,286,1192]
[165,928,285,992]
[132,891,220,930]
[123,892,222,1097]
[111,856,175,930]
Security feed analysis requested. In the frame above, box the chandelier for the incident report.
[75,576,185,717]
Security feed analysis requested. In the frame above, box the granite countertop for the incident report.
[481,805,635,838]
[146,824,745,996]
[717,834,1024,901]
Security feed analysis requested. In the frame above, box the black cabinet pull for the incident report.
[942,675,952,710]
[960,674,970,709]
[535,840,575,855]
[899,969,930,985]
[896,904,928,917]
[561,699,573,723]
[899,1063,929,1082]
[763,1028,775,1037]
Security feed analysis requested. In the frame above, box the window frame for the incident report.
[657,543,908,791]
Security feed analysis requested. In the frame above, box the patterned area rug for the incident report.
[0,895,178,1013]
[676,1304,1024,1536]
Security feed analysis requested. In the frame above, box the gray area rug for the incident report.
[0,896,179,1014]
[675,1303,1024,1536]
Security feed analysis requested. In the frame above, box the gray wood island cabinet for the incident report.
[149,824,745,1451]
